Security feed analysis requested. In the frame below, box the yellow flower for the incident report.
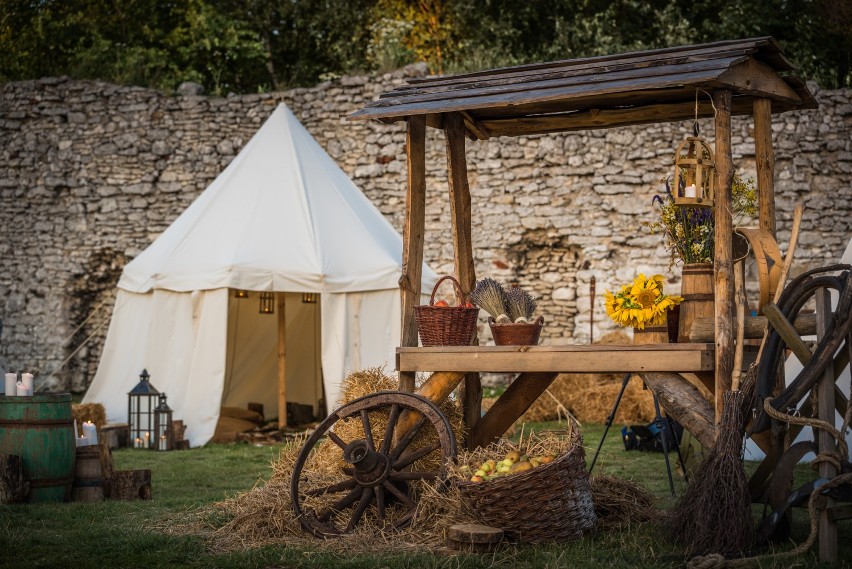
[602,275,681,329]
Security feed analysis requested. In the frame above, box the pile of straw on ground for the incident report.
[169,367,658,554]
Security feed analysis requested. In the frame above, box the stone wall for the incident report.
[1,69,851,392]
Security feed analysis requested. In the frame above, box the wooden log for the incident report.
[713,88,735,427]
[469,372,559,449]
[111,469,152,501]
[171,420,186,442]
[396,371,465,437]
[444,111,480,444]
[446,523,504,552]
[100,423,130,450]
[640,372,716,450]
[754,97,776,238]
[277,293,287,429]
[0,454,28,504]
[400,115,428,393]
[816,290,837,562]
[688,312,816,342]
[247,402,264,421]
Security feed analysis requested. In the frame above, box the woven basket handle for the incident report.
[430,275,464,306]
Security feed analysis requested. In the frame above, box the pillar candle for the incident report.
[159,435,167,451]
[21,373,33,394]
[684,184,697,198]
[82,421,98,445]
[15,382,29,396]
[4,373,16,396]
[144,431,150,449]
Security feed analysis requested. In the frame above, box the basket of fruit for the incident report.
[415,275,479,346]
[454,424,596,543]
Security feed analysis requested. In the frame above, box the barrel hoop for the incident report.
[635,326,667,333]
[682,293,714,301]
[29,475,75,488]
[0,418,74,427]
[73,478,104,488]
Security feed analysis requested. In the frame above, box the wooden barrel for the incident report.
[678,263,714,343]
[0,394,75,502]
[71,445,104,502]
[632,326,668,344]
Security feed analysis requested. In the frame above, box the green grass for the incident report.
[1,425,849,569]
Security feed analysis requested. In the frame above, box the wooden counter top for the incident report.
[396,343,714,373]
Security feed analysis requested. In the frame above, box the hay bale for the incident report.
[72,403,106,428]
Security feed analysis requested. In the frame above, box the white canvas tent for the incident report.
[84,103,437,447]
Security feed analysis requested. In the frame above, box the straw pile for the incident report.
[590,475,657,530]
[72,403,106,427]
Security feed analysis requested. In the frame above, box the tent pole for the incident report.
[277,293,288,429]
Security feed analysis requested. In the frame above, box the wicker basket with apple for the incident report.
[414,275,479,346]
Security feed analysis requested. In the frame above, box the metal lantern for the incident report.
[128,369,160,448]
[234,289,249,299]
[259,291,275,314]
[673,134,715,208]
[153,393,174,451]
[302,293,317,304]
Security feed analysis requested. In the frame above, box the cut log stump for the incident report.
[111,469,152,501]
[0,454,28,504]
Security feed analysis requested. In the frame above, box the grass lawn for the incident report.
[1,422,849,569]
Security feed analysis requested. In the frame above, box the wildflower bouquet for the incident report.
[646,174,757,267]
[603,274,683,330]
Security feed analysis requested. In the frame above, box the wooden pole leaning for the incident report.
[399,115,428,393]
[713,89,735,428]
[754,97,777,238]
[277,293,288,429]
[444,112,480,446]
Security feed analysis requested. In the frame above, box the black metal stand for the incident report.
[588,373,688,496]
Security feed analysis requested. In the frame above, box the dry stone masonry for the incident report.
[1,67,851,392]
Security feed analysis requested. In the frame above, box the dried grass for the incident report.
[590,475,657,530]
[72,403,106,428]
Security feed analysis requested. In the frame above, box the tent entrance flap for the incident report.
[222,292,322,422]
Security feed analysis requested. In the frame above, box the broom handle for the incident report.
[755,203,804,363]
[732,260,746,391]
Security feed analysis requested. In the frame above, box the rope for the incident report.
[762,397,849,461]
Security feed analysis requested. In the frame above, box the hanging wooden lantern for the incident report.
[259,291,275,314]
[673,135,716,208]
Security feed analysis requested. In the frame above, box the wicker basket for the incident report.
[456,428,596,543]
[415,276,479,346]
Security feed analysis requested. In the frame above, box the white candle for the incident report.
[684,184,697,198]
[15,382,29,396]
[159,435,167,451]
[4,373,16,396]
[144,432,150,449]
[76,436,89,447]
[82,421,98,445]
[135,437,143,449]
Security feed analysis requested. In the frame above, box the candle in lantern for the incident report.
[4,373,16,396]
[159,434,167,451]
[144,431,150,449]
[15,382,28,396]
[82,421,98,445]
[135,437,143,449]
[684,184,697,198]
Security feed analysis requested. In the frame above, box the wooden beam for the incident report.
[469,372,559,449]
[277,293,287,429]
[445,112,480,443]
[641,373,717,450]
[754,98,777,237]
[688,312,816,342]
[816,290,838,563]
[763,303,813,364]
[715,57,803,105]
[713,88,735,428]
[399,116,427,393]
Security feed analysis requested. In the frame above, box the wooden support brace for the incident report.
[762,303,813,365]
[816,289,837,563]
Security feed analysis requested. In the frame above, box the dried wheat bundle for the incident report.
[505,287,537,323]
[471,278,510,322]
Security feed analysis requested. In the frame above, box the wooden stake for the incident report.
[816,289,838,562]
[277,293,288,429]
[444,112,480,445]
[713,89,735,427]
[754,98,776,238]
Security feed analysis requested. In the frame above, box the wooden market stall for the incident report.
[349,37,818,451]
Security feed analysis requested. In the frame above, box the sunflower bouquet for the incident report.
[603,274,683,330]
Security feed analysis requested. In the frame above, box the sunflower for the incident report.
[603,274,682,329]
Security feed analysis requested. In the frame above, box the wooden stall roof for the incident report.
[349,37,818,139]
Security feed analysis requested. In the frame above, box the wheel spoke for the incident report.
[389,470,439,482]
[380,404,401,454]
[360,410,375,451]
[345,487,374,532]
[305,478,358,497]
[327,431,347,451]
[317,486,363,522]
[375,485,386,521]
[393,440,441,470]
[382,480,414,508]
[389,415,427,463]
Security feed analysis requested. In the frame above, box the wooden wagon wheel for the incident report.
[747,264,852,543]
[291,391,457,538]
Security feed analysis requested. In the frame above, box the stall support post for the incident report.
[754,97,777,238]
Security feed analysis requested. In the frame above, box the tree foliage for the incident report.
[1,0,848,93]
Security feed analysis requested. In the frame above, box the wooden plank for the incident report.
[688,312,816,342]
[396,344,713,373]
[763,303,814,364]
[641,372,717,450]
[816,289,837,563]
[444,112,480,439]
[469,372,559,449]
[714,58,802,104]
[828,505,852,523]
[754,97,777,237]
[277,293,287,429]
[399,115,427,393]
[714,88,735,428]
